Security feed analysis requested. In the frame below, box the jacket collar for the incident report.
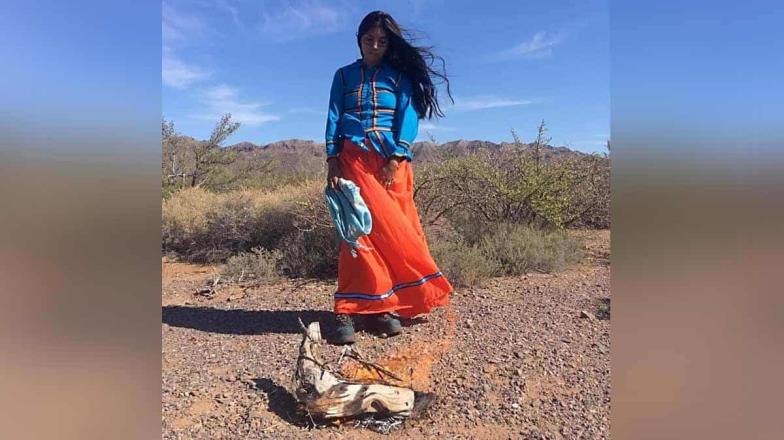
[356,58,388,71]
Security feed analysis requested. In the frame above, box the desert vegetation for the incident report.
[162,115,609,286]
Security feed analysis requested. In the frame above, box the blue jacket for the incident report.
[325,59,418,161]
[324,178,373,257]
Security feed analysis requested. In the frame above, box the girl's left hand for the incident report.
[380,157,403,189]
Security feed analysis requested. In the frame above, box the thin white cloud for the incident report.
[163,50,210,89]
[451,95,535,111]
[162,3,207,47]
[485,31,565,62]
[256,0,345,41]
[420,122,455,131]
[408,0,447,23]
[162,3,212,89]
[214,0,242,28]
[195,84,280,126]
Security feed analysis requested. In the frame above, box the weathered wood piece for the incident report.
[294,321,416,419]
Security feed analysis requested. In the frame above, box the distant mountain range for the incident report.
[225,139,592,162]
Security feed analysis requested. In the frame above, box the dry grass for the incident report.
[222,247,283,284]
[162,181,336,277]
[163,183,583,282]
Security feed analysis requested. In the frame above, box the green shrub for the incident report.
[413,123,610,231]
[429,239,500,287]
[479,223,582,274]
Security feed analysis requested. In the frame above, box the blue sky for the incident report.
[163,0,609,152]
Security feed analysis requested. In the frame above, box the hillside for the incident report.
[225,139,593,163]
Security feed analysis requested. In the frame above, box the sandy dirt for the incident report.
[162,230,610,439]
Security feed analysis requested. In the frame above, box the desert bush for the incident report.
[162,183,581,282]
[161,119,601,281]
[429,239,500,287]
[209,149,327,193]
[561,152,610,229]
[429,222,580,286]
[163,187,284,261]
[163,116,328,195]
[479,223,582,274]
[222,247,283,283]
[278,228,339,278]
[162,115,255,195]
[276,181,338,278]
[162,180,337,277]
[414,122,610,231]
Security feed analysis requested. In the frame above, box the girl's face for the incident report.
[360,26,388,66]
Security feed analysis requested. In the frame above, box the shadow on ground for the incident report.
[251,378,306,426]
[162,306,333,335]
[596,297,610,320]
[400,316,429,328]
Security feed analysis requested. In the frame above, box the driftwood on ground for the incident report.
[293,320,425,420]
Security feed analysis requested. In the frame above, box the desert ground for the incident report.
[162,230,610,439]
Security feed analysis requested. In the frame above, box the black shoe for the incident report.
[334,313,355,345]
[370,313,402,337]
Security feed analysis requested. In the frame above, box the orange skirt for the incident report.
[333,138,452,318]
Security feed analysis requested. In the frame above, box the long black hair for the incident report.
[356,11,453,120]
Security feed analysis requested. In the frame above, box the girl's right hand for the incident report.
[327,158,341,189]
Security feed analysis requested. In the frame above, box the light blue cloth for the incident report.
[324,178,373,257]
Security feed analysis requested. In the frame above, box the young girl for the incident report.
[325,11,454,344]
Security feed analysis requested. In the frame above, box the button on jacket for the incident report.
[325,59,418,161]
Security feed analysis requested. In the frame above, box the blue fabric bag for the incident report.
[324,178,373,257]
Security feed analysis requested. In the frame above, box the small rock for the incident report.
[580,310,596,320]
